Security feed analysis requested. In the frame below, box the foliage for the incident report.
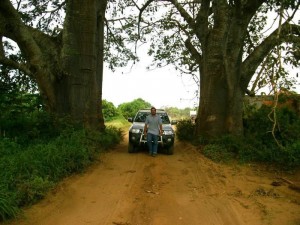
[0,90,79,145]
[0,67,38,94]
[117,98,151,119]
[177,97,300,169]
[103,98,194,122]
[0,190,19,222]
[164,107,194,120]
[175,119,196,142]
[102,99,123,122]
[117,98,194,120]
[127,1,300,137]
[0,89,123,221]
[244,102,300,146]
[1,0,142,131]
[241,103,300,168]
[0,89,54,143]
[0,125,123,221]
[132,1,300,94]
[105,116,131,130]
[4,0,137,70]
[3,1,300,137]
[202,143,234,163]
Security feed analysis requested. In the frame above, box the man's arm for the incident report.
[159,124,163,136]
[159,117,163,135]
[144,117,148,135]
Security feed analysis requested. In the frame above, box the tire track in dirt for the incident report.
[4,137,300,225]
[129,142,251,225]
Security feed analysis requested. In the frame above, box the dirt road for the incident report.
[6,138,300,225]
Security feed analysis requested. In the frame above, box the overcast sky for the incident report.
[103,62,300,110]
[102,62,199,109]
[102,58,300,110]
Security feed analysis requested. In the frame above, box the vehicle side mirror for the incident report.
[128,117,133,123]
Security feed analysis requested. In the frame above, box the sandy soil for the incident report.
[4,136,300,225]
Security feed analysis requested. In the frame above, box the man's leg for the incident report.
[152,135,158,156]
[147,133,153,155]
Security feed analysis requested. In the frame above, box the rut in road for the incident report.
[5,139,300,225]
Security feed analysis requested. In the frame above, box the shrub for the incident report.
[118,98,151,119]
[0,190,19,222]
[175,119,196,142]
[0,126,123,221]
[102,100,123,122]
[202,144,234,163]
[241,104,300,167]
[176,103,300,169]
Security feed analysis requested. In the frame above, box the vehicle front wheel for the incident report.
[165,145,174,155]
[128,142,136,153]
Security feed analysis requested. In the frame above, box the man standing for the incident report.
[144,107,163,157]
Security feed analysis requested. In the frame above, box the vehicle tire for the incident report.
[128,142,136,153]
[165,145,174,155]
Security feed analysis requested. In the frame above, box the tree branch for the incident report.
[0,56,32,76]
[195,0,211,42]
[0,0,45,73]
[184,38,201,63]
[169,0,197,31]
[0,0,62,80]
[137,0,155,39]
[243,0,266,15]
[241,22,300,90]
[0,36,31,75]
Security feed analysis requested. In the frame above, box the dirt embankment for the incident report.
[4,138,300,225]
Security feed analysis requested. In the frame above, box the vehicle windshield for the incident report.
[134,112,170,124]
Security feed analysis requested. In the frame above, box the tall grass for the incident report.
[175,105,300,169]
[0,126,123,222]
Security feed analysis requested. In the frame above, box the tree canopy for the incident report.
[128,0,300,137]
[1,0,299,137]
[133,0,300,93]
[118,98,152,119]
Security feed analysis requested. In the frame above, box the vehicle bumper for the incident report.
[129,133,175,148]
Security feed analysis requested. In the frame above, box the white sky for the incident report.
[102,63,199,109]
[103,60,300,110]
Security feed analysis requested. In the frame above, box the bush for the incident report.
[237,103,300,167]
[118,98,151,119]
[0,126,123,221]
[102,100,123,122]
[0,190,19,222]
[176,104,300,169]
[175,119,196,142]
[202,144,234,163]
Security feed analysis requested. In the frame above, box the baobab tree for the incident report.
[135,0,300,138]
[0,0,136,130]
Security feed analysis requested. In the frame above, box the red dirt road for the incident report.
[5,138,300,225]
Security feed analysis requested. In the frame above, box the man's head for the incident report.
[150,107,156,115]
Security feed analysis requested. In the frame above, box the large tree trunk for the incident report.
[96,0,107,130]
[57,0,106,130]
[0,0,107,130]
[197,66,244,137]
[194,2,251,138]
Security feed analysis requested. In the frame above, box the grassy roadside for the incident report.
[0,124,124,222]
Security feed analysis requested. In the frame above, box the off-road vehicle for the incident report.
[127,109,177,155]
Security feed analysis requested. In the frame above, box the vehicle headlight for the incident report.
[131,128,141,134]
[163,130,174,135]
